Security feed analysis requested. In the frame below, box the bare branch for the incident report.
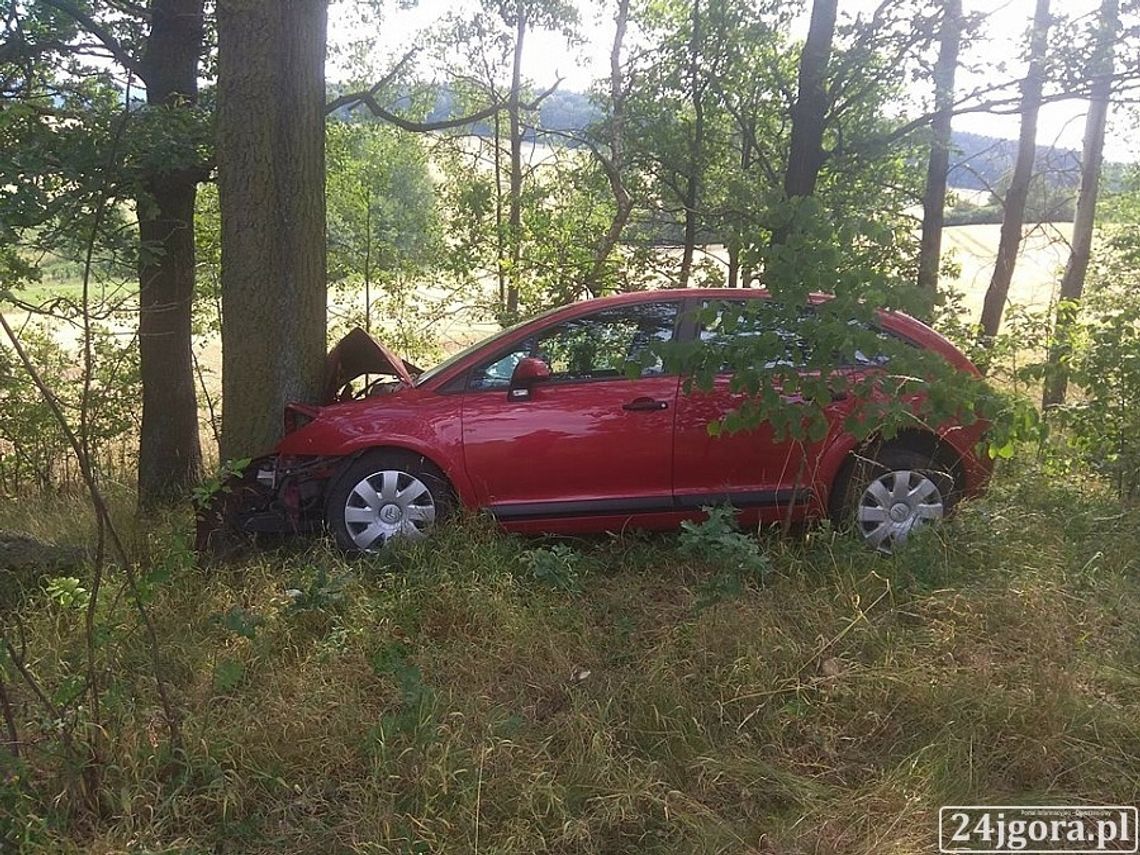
[324,47,419,114]
[331,74,563,133]
[37,0,146,79]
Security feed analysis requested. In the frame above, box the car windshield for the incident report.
[413,306,565,387]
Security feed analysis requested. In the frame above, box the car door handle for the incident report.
[623,397,669,412]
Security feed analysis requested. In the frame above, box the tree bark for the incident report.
[771,0,837,249]
[135,0,205,507]
[37,0,206,507]
[978,0,1052,343]
[217,0,328,461]
[506,9,527,318]
[782,0,837,201]
[1042,0,1119,407]
[729,118,754,289]
[916,0,963,318]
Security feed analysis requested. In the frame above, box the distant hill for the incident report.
[334,87,1116,202]
[946,130,1081,193]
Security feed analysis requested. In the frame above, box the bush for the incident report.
[0,320,140,495]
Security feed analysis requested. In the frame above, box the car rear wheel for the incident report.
[833,446,957,553]
[325,451,454,553]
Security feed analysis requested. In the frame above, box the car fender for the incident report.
[274,404,478,507]
[814,433,861,511]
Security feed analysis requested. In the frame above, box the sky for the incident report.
[327,0,1136,163]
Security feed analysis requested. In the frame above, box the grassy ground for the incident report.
[1,460,1138,853]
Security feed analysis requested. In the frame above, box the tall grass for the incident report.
[2,461,1138,853]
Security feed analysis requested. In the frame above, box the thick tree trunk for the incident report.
[916,0,963,318]
[135,0,205,507]
[1043,0,1118,407]
[978,0,1052,343]
[506,10,527,318]
[677,0,704,290]
[772,0,837,248]
[137,180,202,501]
[217,0,328,461]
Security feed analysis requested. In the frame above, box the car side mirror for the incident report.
[508,356,551,401]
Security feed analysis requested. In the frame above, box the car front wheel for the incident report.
[325,450,453,553]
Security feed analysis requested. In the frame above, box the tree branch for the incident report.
[330,76,563,133]
[324,47,419,114]
[38,0,146,79]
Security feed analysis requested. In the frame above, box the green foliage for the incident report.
[659,197,1006,454]
[325,120,462,362]
[212,605,263,641]
[44,575,90,610]
[520,542,586,592]
[191,457,252,511]
[1048,233,1140,497]
[678,505,770,607]
[0,321,141,495]
[285,565,349,613]
[212,657,246,693]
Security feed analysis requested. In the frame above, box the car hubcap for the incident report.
[343,470,436,550]
[856,469,943,552]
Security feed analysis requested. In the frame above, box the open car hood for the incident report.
[321,327,421,404]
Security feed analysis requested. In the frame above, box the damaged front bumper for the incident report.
[194,454,340,558]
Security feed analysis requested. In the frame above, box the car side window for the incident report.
[698,301,812,371]
[698,301,903,371]
[469,302,679,391]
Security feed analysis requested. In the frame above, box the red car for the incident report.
[203,290,991,555]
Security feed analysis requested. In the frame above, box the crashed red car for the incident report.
[198,290,992,555]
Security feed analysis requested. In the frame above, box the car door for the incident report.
[461,301,681,518]
[671,298,856,511]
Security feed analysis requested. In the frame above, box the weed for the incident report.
[678,505,771,608]
[44,575,89,610]
[520,542,587,592]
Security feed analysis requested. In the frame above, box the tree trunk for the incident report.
[978,0,1052,343]
[1043,0,1118,407]
[506,10,527,318]
[584,0,633,296]
[493,106,506,308]
[677,0,704,290]
[727,243,739,288]
[135,0,205,507]
[916,0,963,319]
[216,0,328,461]
[782,0,837,201]
[729,119,754,289]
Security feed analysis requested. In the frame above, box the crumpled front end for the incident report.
[195,328,424,560]
[194,454,341,560]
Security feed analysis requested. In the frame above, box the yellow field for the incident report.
[940,222,1072,315]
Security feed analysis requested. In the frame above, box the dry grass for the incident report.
[1,461,1139,853]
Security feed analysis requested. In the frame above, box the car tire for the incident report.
[325,450,455,554]
[831,444,958,553]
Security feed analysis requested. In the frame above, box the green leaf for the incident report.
[213,658,246,693]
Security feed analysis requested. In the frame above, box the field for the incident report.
[2,221,1077,390]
